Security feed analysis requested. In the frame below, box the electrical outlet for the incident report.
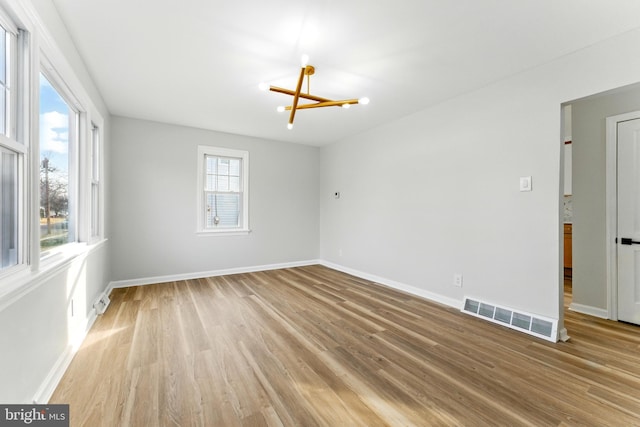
[454,274,463,287]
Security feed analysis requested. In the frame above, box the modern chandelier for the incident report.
[260,55,369,129]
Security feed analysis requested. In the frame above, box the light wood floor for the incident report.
[50,265,640,426]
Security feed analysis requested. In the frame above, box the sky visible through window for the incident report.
[40,74,69,173]
[39,73,70,249]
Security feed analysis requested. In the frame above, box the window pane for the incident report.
[39,74,72,251]
[218,158,229,175]
[91,126,99,181]
[206,174,215,191]
[0,87,5,136]
[0,28,5,86]
[229,158,240,176]
[90,125,100,238]
[204,192,240,228]
[1,149,17,269]
[206,156,216,174]
[91,183,99,237]
[214,193,239,227]
[217,175,229,191]
[0,27,6,137]
[229,176,240,192]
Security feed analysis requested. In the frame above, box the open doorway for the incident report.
[561,105,573,310]
[563,82,640,323]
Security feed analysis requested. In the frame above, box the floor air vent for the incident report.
[462,297,557,342]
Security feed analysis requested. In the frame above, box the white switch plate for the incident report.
[519,176,532,192]
[454,273,463,287]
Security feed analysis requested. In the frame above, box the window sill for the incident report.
[196,229,251,237]
[0,239,108,312]
[40,242,93,267]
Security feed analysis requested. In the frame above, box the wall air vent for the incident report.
[462,297,557,342]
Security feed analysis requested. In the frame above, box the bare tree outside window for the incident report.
[40,155,68,240]
[39,74,73,250]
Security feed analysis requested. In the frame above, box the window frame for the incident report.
[88,122,102,242]
[196,145,250,236]
[0,14,26,278]
[0,10,17,140]
[38,68,80,257]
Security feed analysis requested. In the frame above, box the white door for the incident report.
[617,117,640,325]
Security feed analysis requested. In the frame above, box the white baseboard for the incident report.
[568,302,609,319]
[107,259,462,311]
[33,309,98,404]
[34,259,578,403]
[319,260,462,310]
[107,259,321,295]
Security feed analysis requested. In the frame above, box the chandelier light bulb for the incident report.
[301,54,309,67]
[359,97,370,105]
[287,123,294,130]
[277,106,285,113]
[342,103,350,109]
[258,82,269,91]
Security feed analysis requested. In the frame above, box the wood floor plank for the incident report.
[50,266,640,426]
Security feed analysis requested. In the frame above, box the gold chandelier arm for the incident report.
[269,86,332,103]
[282,99,360,111]
[265,61,368,127]
[297,99,359,109]
[288,67,307,127]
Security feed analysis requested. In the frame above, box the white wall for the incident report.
[571,84,640,313]
[0,245,109,402]
[0,0,111,403]
[109,117,320,282]
[320,28,640,333]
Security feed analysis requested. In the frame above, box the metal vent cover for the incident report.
[462,297,557,342]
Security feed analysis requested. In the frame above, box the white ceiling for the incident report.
[51,0,640,146]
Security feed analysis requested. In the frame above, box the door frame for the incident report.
[605,110,640,320]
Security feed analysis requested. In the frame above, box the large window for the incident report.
[197,146,249,234]
[0,4,105,282]
[39,73,78,251]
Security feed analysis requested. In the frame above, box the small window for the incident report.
[197,146,249,234]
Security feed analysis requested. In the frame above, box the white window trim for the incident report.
[0,11,25,278]
[0,0,108,301]
[196,145,250,236]
[88,122,103,243]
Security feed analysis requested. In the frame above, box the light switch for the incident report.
[519,176,532,192]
